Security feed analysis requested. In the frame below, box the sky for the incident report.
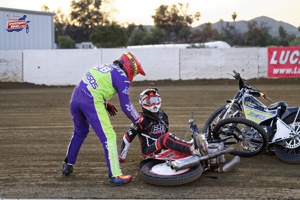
[0,0,299,28]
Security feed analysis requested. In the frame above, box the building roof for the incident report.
[0,7,55,16]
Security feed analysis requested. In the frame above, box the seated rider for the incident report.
[119,88,241,173]
[119,88,202,163]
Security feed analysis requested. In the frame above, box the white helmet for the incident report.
[139,88,161,113]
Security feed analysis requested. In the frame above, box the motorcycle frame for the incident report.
[272,117,300,146]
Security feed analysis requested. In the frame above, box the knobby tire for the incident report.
[212,117,269,157]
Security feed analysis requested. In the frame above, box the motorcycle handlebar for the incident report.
[265,96,272,102]
[232,70,241,80]
[189,111,194,126]
[232,70,272,102]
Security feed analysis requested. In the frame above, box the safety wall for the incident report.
[180,48,267,79]
[0,48,267,85]
[0,50,23,82]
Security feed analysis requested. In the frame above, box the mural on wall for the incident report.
[268,47,300,78]
[6,14,30,33]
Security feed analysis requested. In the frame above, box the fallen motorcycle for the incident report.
[203,70,300,164]
[138,112,243,186]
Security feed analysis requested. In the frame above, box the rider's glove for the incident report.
[135,114,144,124]
[260,92,266,99]
[106,102,118,116]
[119,156,125,163]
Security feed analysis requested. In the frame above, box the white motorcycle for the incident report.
[204,70,300,164]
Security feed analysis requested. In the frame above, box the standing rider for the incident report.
[62,52,145,186]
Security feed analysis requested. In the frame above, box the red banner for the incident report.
[268,47,300,78]
[7,20,26,30]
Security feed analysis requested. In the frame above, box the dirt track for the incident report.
[0,79,300,199]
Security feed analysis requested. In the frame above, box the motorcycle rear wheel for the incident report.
[274,120,300,164]
[140,160,203,186]
[274,145,300,164]
[212,117,269,157]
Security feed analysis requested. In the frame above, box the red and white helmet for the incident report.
[139,88,161,113]
[114,52,145,83]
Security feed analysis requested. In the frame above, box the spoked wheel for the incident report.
[274,121,300,164]
[212,118,269,157]
[139,160,203,186]
[203,104,242,139]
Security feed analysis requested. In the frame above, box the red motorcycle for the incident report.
[138,112,241,186]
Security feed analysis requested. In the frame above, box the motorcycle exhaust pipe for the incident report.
[170,148,234,171]
[170,155,200,171]
[217,156,241,173]
[200,148,234,160]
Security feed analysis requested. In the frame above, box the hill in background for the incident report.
[197,16,300,37]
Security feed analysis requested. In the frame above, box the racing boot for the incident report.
[109,174,132,187]
[192,132,202,150]
[216,156,241,173]
[62,157,74,176]
[190,132,207,156]
[191,132,209,155]
[190,142,201,156]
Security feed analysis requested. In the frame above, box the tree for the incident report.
[278,26,289,46]
[232,12,237,22]
[58,36,75,48]
[219,22,242,46]
[127,29,147,46]
[41,4,50,12]
[278,26,287,39]
[41,4,69,43]
[70,0,103,28]
[127,27,165,46]
[90,23,127,48]
[53,8,70,43]
[65,25,90,43]
[232,12,237,29]
[124,23,137,38]
[152,3,200,43]
[244,21,272,47]
[192,23,220,43]
[69,0,105,41]
[143,28,165,45]
[289,37,300,46]
[277,26,297,46]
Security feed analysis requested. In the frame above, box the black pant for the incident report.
[142,133,192,157]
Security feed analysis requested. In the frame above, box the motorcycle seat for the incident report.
[267,101,288,110]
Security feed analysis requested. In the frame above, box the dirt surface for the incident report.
[1,79,300,199]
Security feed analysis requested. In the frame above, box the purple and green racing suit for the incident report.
[65,63,140,177]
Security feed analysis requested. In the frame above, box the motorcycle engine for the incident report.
[207,142,226,168]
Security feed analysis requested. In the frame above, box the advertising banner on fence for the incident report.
[268,47,300,78]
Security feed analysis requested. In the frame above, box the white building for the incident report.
[0,7,55,49]
[127,41,231,49]
[75,42,96,49]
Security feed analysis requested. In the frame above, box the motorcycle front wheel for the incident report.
[203,103,242,139]
[140,160,203,186]
[212,118,269,157]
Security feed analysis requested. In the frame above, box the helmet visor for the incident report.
[141,96,161,106]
